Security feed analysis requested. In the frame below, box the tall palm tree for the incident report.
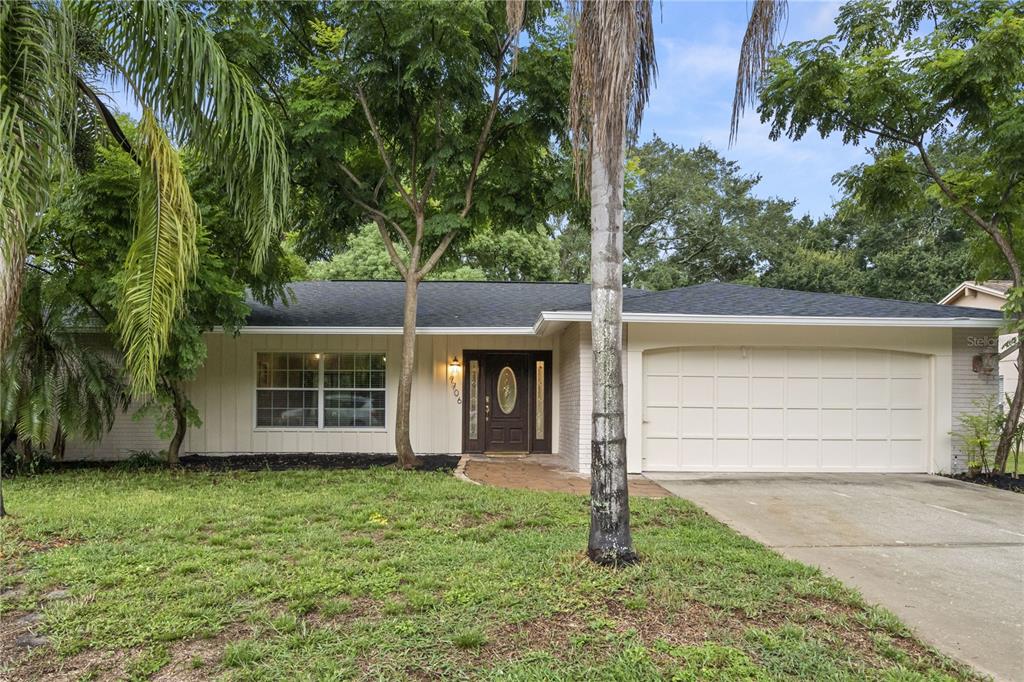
[510,0,656,565]
[730,0,788,145]
[1,0,289,395]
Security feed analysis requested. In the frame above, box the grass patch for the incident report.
[0,467,977,680]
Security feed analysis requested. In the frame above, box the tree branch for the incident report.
[354,83,417,212]
[459,41,510,219]
[419,229,458,277]
[373,218,409,278]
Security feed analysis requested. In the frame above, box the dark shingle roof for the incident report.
[246,281,620,328]
[614,282,1003,320]
[245,280,1002,328]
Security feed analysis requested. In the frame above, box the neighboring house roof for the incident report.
[939,280,1012,305]
[242,280,1003,334]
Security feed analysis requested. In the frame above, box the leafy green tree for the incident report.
[306,223,559,282]
[286,1,570,468]
[1,0,289,397]
[0,270,127,515]
[39,129,298,465]
[756,0,1024,471]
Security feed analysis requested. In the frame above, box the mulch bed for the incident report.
[945,472,1024,493]
[18,453,461,475]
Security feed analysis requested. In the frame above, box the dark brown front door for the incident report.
[484,353,529,452]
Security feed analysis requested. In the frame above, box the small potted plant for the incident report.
[967,459,983,479]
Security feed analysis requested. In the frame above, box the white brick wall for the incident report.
[950,328,1001,473]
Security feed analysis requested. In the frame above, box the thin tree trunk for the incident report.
[167,382,187,466]
[587,127,636,566]
[52,425,66,462]
[395,274,420,469]
[994,332,1024,473]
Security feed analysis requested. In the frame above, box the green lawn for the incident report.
[1,467,976,681]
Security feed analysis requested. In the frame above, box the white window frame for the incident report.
[254,351,387,432]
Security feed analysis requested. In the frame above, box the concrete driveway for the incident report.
[648,474,1024,681]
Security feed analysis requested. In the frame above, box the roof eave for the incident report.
[938,281,1009,305]
[536,311,1001,328]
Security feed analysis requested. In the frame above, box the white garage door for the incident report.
[642,347,930,472]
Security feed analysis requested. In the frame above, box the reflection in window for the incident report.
[536,360,545,439]
[256,353,319,427]
[323,353,386,428]
[469,360,479,440]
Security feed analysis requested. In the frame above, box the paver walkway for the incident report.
[462,454,668,498]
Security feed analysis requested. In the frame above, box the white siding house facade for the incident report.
[70,281,1002,476]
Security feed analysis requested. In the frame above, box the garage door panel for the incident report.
[751,349,787,376]
[645,438,680,469]
[787,408,819,438]
[787,349,820,375]
[856,409,889,438]
[716,377,749,406]
[821,378,855,407]
[856,378,889,407]
[645,375,679,406]
[821,409,853,438]
[788,377,819,406]
[821,349,856,376]
[821,440,854,468]
[857,350,890,376]
[680,407,713,436]
[645,349,679,374]
[892,440,926,468]
[645,406,678,437]
[681,376,714,405]
[642,347,930,473]
[855,440,889,468]
[752,439,785,467]
[717,408,749,437]
[751,408,784,437]
[891,378,927,407]
[891,409,926,438]
[786,440,819,468]
[716,348,749,376]
[751,377,785,406]
[681,349,715,375]
[717,439,749,467]
[681,439,713,467]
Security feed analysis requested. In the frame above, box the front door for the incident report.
[483,353,529,452]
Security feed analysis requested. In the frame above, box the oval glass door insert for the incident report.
[497,366,517,414]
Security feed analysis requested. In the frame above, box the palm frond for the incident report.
[0,0,76,353]
[568,0,657,193]
[89,0,289,267]
[116,109,200,396]
[730,0,788,146]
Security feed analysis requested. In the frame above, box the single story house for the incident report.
[940,280,1015,401]
[69,281,1005,474]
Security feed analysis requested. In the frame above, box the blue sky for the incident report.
[644,0,865,218]
[105,1,860,219]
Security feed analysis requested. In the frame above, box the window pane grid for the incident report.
[256,352,386,429]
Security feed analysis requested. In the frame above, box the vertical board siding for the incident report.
[950,328,1001,473]
[176,332,558,456]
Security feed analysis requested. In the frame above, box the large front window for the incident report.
[256,352,386,429]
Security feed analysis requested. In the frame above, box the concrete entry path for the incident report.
[649,473,1024,682]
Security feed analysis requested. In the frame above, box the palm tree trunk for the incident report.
[395,274,420,469]
[587,120,636,566]
[167,382,187,466]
